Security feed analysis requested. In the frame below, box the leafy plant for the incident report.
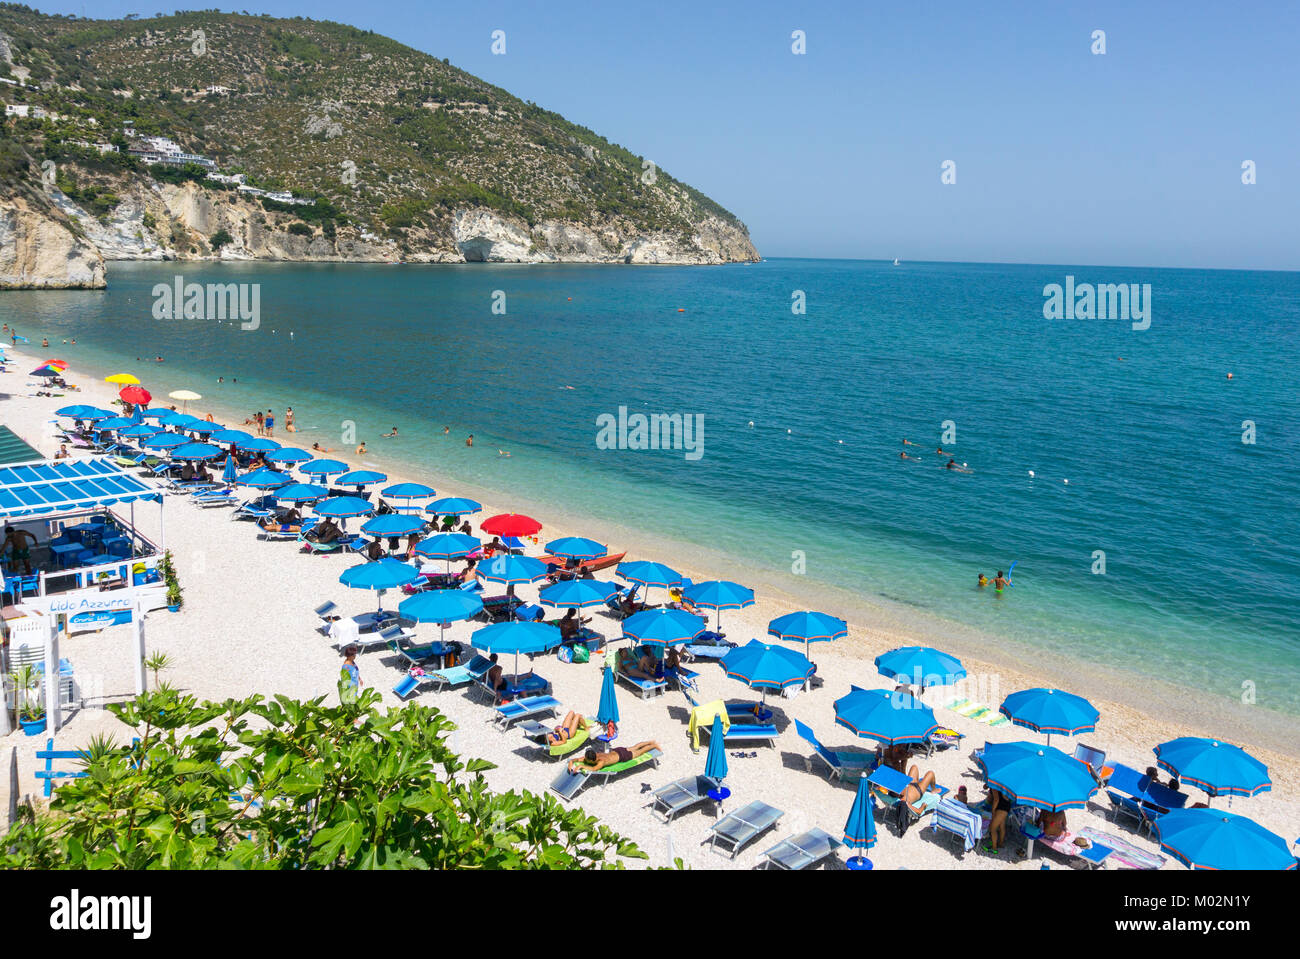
[209,228,232,250]
[7,663,41,728]
[159,550,182,608]
[0,688,646,869]
[144,651,173,690]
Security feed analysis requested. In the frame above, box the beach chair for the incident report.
[616,667,667,699]
[920,727,966,758]
[760,828,843,870]
[259,522,305,541]
[701,719,778,748]
[1105,764,1156,831]
[1073,743,1114,785]
[493,695,562,730]
[682,635,737,661]
[682,688,765,724]
[932,796,986,854]
[395,654,493,698]
[480,593,523,622]
[647,774,720,822]
[314,600,341,630]
[232,495,280,522]
[793,719,875,781]
[474,671,551,705]
[548,748,662,802]
[708,800,784,859]
[868,766,946,836]
[519,717,595,759]
[193,488,239,508]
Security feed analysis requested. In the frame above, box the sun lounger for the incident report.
[708,800,784,859]
[760,827,843,870]
[794,719,875,781]
[193,488,239,508]
[648,774,721,822]
[395,654,493,698]
[617,668,667,699]
[1073,743,1114,785]
[548,748,662,802]
[259,522,305,541]
[494,694,562,729]
[519,718,594,758]
[702,721,778,747]
[474,672,551,705]
[682,689,767,724]
[1076,826,1165,870]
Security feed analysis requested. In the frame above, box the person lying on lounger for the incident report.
[1038,808,1067,839]
[547,712,586,745]
[307,518,342,544]
[899,765,943,816]
[615,647,654,680]
[487,653,533,693]
[567,741,660,774]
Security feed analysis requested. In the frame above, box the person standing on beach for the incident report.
[338,645,362,705]
[285,407,295,433]
[254,411,264,437]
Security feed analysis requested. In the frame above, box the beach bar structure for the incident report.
[1,459,168,735]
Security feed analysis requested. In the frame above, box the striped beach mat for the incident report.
[944,698,1010,726]
[1078,827,1167,870]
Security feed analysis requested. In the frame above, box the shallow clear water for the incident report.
[6,257,1298,718]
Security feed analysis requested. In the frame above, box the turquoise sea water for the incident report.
[5,258,1298,726]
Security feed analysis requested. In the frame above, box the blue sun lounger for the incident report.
[648,774,720,822]
[708,800,784,859]
[794,719,875,781]
[394,654,493,699]
[493,695,562,729]
[616,668,667,699]
[683,689,771,726]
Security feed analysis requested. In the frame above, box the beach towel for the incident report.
[687,700,731,751]
[936,797,986,852]
[1078,827,1166,870]
[549,720,592,757]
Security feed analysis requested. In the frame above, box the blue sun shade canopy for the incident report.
[0,459,162,518]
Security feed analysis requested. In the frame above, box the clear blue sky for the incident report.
[41,1,1300,269]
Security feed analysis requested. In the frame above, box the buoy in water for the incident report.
[677,308,685,312]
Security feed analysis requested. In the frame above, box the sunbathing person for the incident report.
[1038,808,1068,839]
[558,607,583,641]
[568,741,660,775]
[461,557,479,585]
[547,711,585,745]
[615,647,653,680]
[307,518,342,544]
[486,653,533,693]
[899,765,943,816]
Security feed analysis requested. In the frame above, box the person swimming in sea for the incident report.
[978,573,989,588]
[946,458,973,474]
[900,451,920,462]
[498,449,510,457]
[382,427,398,437]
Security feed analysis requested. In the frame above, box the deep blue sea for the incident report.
[5,258,1298,731]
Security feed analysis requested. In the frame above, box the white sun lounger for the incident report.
[708,800,784,859]
[760,827,843,870]
[493,695,562,729]
[647,774,720,822]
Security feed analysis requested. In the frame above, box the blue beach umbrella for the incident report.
[1154,809,1296,871]
[597,664,620,730]
[94,416,135,431]
[222,455,238,484]
[360,513,425,538]
[834,687,940,746]
[999,688,1100,747]
[158,412,201,429]
[622,607,706,648]
[704,714,730,804]
[57,405,114,420]
[539,578,618,610]
[210,428,253,445]
[843,771,877,870]
[336,469,388,489]
[384,481,436,500]
[767,610,847,653]
[545,536,608,561]
[313,496,375,519]
[1154,738,1271,802]
[169,442,223,461]
[339,557,420,614]
[616,560,682,604]
[301,458,350,478]
[119,424,157,439]
[268,447,312,465]
[478,553,549,587]
[140,408,171,421]
[977,741,1099,812]
[398,587,484,624]
[274,482,329,504]
[684,580,754,634]
[143,432,190,450]
[472,620,563,679]
[875,646,967,690]
[414,532,481,560]
[188,421,222,435]
[724,639,814,714]
[235,437,281,453]
[427,496,482,517]
[235,467,292,489]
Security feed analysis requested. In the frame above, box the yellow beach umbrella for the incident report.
[169,389,202,413]
[106,373,141,385]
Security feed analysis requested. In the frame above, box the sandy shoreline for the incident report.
[3,343,1297,869]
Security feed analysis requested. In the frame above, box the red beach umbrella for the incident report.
[481,513,543,537]
[119,385,152,405]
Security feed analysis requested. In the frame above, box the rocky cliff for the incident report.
[0,188,105,289]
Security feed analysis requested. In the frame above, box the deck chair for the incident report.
[519,717,594,758]
[708,800,784,859]
[683,689,766,724]
[474,671,551,705]
[932,796,986,853]
[1073,743,1113,784]
[760,828,843,870]
[616,668,667,699]
[314,601,341,630]
[232,495,279,522]
[259,522,306,541]
[193,488,239,508]
[493,695,562,729]
[548,748,662,802]
[395,654,492,698]
[919,728,966,758]
[702,720,778,747]
[648,774,720,822]
[794,719,874,781]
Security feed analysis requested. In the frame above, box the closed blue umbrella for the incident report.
[684,580,754,634]
[301,458,350,478]
[597,664,620,729]
[336,469,388,488]
[235,437,281,453]
[843,772,877,870]
[622,607,706,648]
[977,741,1099,812]
[235,467,292,489]
[539,578,618,610]
[999,688,1100,747]
[314,495,374,519]
[478,553,549,587]
[724,639,814,715]
[143,432,189,450]
[545,536,607,560]
[1154,738,1271,801]
[360,513,425,538]
[1154,809,1296,870]
[472,620,562,679]
[398,588,483,624]
[875,646,967,689]
[268,447,312,465]
[834,687,939,745]
[274,482,329,504]
[704,714,729,784]
[169,441,223,461]
[427,496,481,516]
[222,455,238,483]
